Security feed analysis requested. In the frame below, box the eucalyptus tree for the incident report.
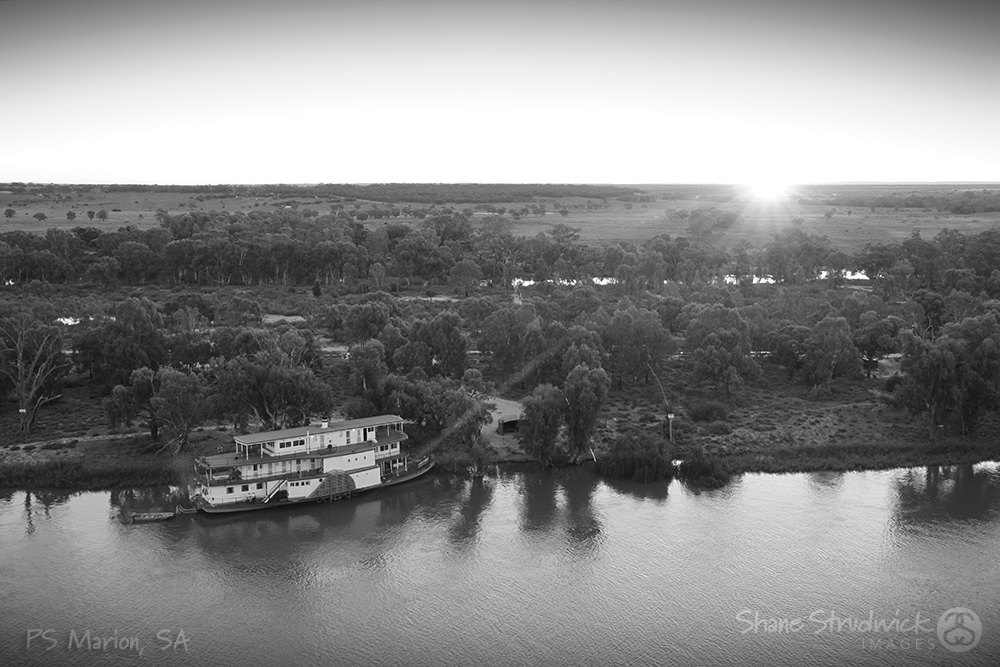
[74,297,169,388]
[474,217,522,290]
[602,305,672,388]
[449,259,483,297]
[898,313,1000,438]
[800,317,862,388]
[684,305,760,396]
[519,383,567,465]
[563,364,610,462]
[0,314,70,431]
[852,312,903,378]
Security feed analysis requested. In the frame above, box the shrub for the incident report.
[687,400,729,422]
[596,433,674,483]
[677,447,730,487]
[706,422,732,435]
[884,373,904,393]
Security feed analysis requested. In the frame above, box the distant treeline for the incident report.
[305,183,638,203]
[2,206,1000,302]
[803,189,1000,214]
[2,183,638,204]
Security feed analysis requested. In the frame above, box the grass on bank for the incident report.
[720,438,1000,475]
[0,431,230,491]
[595,433,674,483]
[0,458,179,490]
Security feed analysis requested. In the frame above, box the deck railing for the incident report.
[197,466,324,485]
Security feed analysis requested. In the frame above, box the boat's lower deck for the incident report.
[197,460,434,514]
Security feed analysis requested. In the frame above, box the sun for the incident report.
[746,181,791,202]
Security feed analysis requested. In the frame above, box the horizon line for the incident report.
[3,181,999,188]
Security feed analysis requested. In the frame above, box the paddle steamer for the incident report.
[193,415,432,513]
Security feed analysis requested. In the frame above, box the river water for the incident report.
[2,464,998,667]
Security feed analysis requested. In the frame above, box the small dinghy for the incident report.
[131,512,175,523]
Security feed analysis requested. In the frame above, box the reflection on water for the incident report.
[519,468,559,532]
[2,464,1000,667]
[806,470,846,491]
[561,469,603,555]
[599,473,671,502]
[109,486,188,521]
[893,464,1000,524]
[19,489,76,535]
[448,477,494,547]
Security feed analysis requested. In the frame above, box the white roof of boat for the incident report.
[234,415,404,445]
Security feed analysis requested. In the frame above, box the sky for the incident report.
[1,0,998,185]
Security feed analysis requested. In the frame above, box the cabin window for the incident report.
[241,485,249,492]
[294,439,304,447]
[296,459,301,465]
[252,464,259,471]
[226,487,233,494]
[256,483,263,489]
[346,430,351,444]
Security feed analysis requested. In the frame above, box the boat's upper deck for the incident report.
[196,417,408,470]
[198,427,407,470]
[232,415,404,446]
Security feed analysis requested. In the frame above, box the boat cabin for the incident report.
[195,415,409,507]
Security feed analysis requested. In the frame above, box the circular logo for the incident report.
[937,607,981,653]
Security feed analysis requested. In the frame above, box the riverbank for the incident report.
[713,437,1000,475]
[0,430,230,491]
[432,425,1000,479]
[675,365,1000,476]
[3,425,998,492]
[4,373,1000,492]
[429,361,1000,480]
